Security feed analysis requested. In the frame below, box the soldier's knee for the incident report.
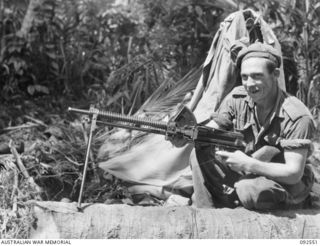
[235,176,287,210]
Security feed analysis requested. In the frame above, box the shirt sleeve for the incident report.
[210,93,236,130]
[280,116,315,152]
[218,92,236,118]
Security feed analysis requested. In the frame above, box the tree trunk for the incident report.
[30,201,320,239]
[17,0,46,37]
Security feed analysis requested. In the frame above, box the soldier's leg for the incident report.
[235,175,289,210]
[190,149,214,208]
[190,145,241,208]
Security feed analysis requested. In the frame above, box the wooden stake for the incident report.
[9,140,42,194]
[24,115,48,127]
[11,168,18,214]
[9,140,29,179]
[2,123,38,132]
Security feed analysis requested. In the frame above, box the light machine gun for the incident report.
[68,106,246,209]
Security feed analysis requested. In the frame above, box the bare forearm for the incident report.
[216,148,307,185]
[247,160,303,185]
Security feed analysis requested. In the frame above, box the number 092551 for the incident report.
[300,240,318,244]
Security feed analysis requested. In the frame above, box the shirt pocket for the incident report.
[235,113,246,130]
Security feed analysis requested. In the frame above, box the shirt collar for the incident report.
[274,88,285,118]
[245,87,285,119]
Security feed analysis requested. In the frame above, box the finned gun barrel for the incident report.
[68,107,169,135]
[68,106,246,150]
[68,107,168,129]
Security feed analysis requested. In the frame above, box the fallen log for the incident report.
[30,201,320,239]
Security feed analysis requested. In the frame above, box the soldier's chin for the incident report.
[249,91,262,102]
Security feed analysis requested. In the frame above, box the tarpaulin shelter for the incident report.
[98,9,286,199]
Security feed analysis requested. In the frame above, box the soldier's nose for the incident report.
[246,77,256,87]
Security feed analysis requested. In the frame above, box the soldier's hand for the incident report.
[216,150,254,173]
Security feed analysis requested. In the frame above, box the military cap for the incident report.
[236,42,281,68]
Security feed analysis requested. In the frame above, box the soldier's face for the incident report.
[240,58,279,105]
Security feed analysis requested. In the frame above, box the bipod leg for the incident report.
[77,107,98,211]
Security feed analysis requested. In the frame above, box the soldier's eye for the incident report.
[252,74,263,80]
[241,75,248,80]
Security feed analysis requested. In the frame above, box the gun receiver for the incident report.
[68,106,246,150]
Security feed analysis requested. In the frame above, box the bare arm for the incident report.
[248,148,307,184]
[216,148,308,185]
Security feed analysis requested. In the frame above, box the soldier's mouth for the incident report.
[249,88,259,95]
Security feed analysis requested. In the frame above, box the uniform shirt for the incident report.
[215,85,315,204]
[217,86,315,155]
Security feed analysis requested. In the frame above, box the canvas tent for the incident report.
[98,9,286,199]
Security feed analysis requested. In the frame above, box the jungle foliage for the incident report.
[0,0,227,118]
[0,0,318,122]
